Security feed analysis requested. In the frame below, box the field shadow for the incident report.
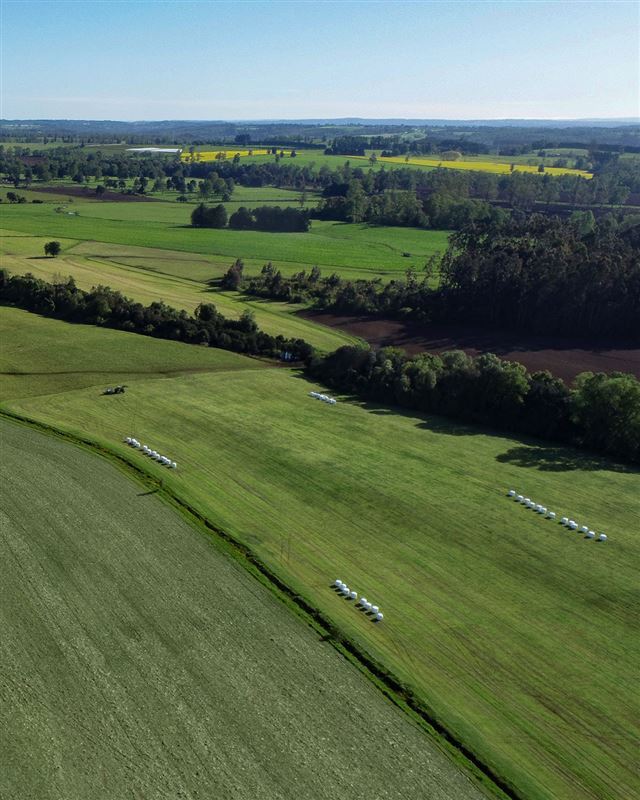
[496,445,634,474]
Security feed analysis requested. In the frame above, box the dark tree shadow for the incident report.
[496,446,634,474]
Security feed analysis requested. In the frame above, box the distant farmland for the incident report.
[351,154,593,178]
[179,146,593,178]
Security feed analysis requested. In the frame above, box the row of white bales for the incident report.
[124,437,177,469]
[309,391,337,405]
[334,580,384,621]
[508,489,607,540]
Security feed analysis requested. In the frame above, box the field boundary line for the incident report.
[1,408,520,800]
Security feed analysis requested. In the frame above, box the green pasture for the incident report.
[0,232,359,352]
[0,202,449,277]
[2,308,638,800]
[0,417,485,800]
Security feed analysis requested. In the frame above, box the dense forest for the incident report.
[241,214,640,339]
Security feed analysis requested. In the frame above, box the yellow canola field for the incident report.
[181,149,271,162]
[352,155,593,179]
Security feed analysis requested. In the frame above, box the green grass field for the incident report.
[0,197,447,350]
[0,203,449,277]
[0,231,360,352]
[2,307,638,800]
[0,417,486,800]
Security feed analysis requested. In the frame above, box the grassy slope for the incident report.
[2,308,638,800]
[0,232,359,352]
[0,418,485,800]
[0,307,267,398]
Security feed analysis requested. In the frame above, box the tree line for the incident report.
[2,269,638,464]
[0,271,314,361]
[2,142,639,214]
[241,214,640,339]
[191,203,310,232]
[309,345,640,464]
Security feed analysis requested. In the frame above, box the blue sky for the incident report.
[1,1,638,120]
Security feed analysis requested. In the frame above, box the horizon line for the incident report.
[2,116,639,125]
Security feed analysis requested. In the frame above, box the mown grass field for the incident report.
[0,231,360,351]
[2,307,638,800]
[0,418,487,800]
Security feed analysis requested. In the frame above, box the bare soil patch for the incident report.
[301,311,640,383]
[33,185,159,202]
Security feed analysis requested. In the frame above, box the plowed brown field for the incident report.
[301,312,640,383]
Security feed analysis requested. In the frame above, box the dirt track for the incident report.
[301,311,640,383]
[34,185,158,202]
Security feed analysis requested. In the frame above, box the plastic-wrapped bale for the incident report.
[580,525,589,534]
[561,517,569,525]
[517,495,524,503]
[334,579,343,588]
[349,591,357,600]
[329,398,337,405]
[540,506,547,515]
[125,437,132,445]
[363,601,372,611]
[525,499,533,508]
[170,462,177,469]
[569,521,578,530]
[359,597,367,607]
[340,586,350,596]
[586,530,595,539]
[375,612,384,622]
[508,489,516,498]
[548,511,556,520]
[598,533,607,542]
[371,605,379,615]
